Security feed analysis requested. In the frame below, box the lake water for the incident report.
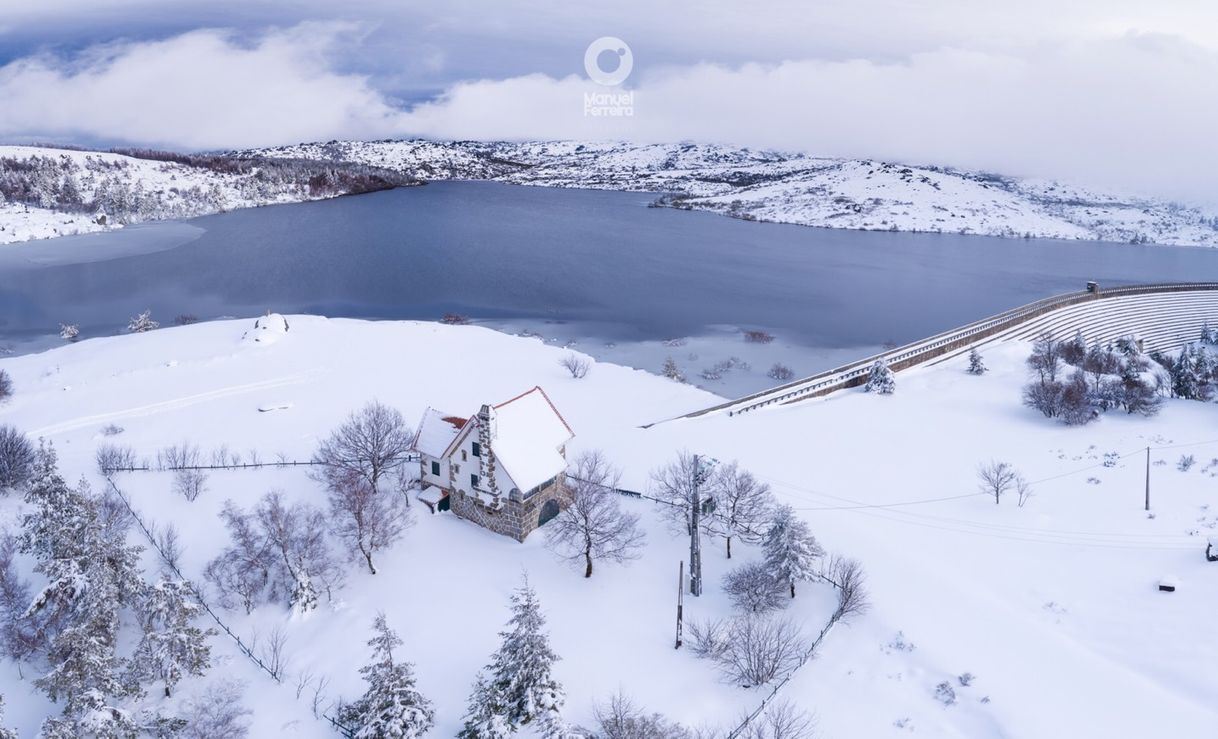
[2,181,1217,393]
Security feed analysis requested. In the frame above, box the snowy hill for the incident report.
[5,140,1215,248]
[0,146,415,244]
[1,316,1215,736]
[250,139,1218,247]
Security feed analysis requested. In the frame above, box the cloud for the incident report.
[402,34,1218,203]
[0,22,411,150]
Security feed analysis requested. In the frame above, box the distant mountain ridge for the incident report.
[3,140,1216,246]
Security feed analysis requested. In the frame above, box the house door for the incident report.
[438,495,451,513]
[538,499,560,527]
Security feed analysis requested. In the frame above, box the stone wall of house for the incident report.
[449,475,569,542]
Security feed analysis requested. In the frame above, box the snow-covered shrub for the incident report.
[767,363,794,381]
[0,370,11,403]
[934,681,958,706]
[101,422,125,436]
[865,359,895,395]
[1023,378,1064,418]
[722,562,787,614]
[59,323,80,342]
[958,672,976,687]
[180,680,252,739]
[661,356,686,383]
[441,312,470,325]
[965,348,986,375]
[174,467,208,502]
[717,616,807,687]
[822,554,871,622]
[560,353,590,379]
[339,614,434,739]
[127,309,160,333]
[0,426,35,493]
[1178,455,1196,472]
[174,314,200,326]
[0,695,15,739]
[744,330,774,344]
[687,618,730,661]
[1060,332,1087,366]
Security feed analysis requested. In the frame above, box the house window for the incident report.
[471,473,480,488]
[461,449,467,461]
[430,461,440,476]
[472,442,481,458]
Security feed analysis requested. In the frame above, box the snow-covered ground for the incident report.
[1,316,1216,737]
[253,140,1218,247]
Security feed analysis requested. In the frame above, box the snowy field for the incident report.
[1,316,1216,736]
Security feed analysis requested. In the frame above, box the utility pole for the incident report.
[675,560,684,649]
[690,455,703,597]
[1145,446,1151,511]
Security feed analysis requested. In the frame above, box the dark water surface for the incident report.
[2,181,1217,350]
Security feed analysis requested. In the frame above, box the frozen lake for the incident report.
[2,181,1217,393]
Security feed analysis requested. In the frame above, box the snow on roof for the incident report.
[417,485,447,505]
[412,408,466,458]
[489,386,574,494]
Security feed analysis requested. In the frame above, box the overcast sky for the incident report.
[1,1,1215,202]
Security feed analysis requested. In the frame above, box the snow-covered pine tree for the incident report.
[131,578,214,698]
[339,613,434,739]
[1201,320,1218,345]
[661,357,685,383]
[460,577,566,738]
[19,443,146,735]
[865,358,895,394]
[966,348,987,375]
[0,694,16,739]
[762,505,825,598]
[59,323,80,342]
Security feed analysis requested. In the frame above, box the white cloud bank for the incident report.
[0,22,411,150]
[1,20,1216,203]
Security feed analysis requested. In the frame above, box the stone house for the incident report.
[409,386,574,541]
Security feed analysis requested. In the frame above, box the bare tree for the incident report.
[594,692,692,739]
[181,679,252,739]
[560,354,591,379]
[651,451,718,536]
[0,533,37,666]
[821,555,869,623]
[706,461,774,558]
[206,501,273,614]
[174,468,208,502]
[977,461,1018,505]
[1026,334,1061,383]
[159,441,201,470]
[722,562,787,614]
[257,625,290,681]
[739,701,816,739]
[717,616,806,687]
[546,452,645,577]
[1015,475,1033,508]
[313,401,413,494]
[157,523,184,574]
[95,443,137,475]
[0,370,12,403]
[0,425,35,493]
[327,471,412,575]
[687,618,730,661]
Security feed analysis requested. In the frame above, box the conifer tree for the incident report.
[340,613,434,739]
[460,577,566,737]
[0,694,16,739]
[19,443,145,736]
[865,358,895,394]
[131,578,214,698]
[966,348,987,375]
[763,505,825,598]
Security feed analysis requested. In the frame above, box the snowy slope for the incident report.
[0,146,412,244]
[1,316,1216,737]
[250,139,1218,247]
